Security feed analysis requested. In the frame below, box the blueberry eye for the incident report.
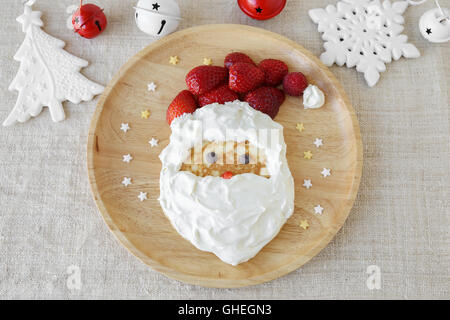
[206,151,217,164]
[239,154,250,165]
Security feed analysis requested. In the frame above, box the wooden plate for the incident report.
[87,24,363,288]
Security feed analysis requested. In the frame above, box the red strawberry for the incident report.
[283,72,308,96]
[185,66,228,95]
[166,90,198,125]
[224,52,255,69]
[198,84,239,107]
[244,87,285,119]
[229,62,265,93]
[258,59,289,86]
[237,92,247,101]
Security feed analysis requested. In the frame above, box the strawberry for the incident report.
[229,62,265,93]
[198,84,239,107]
[237,92,247,101]
[244,87,285,119]
[166,90,198,125]
[283,72,308,96]
[258,59,289,86]
[222,171,233,179]
[185,66,228,95]
[224,52,255,69]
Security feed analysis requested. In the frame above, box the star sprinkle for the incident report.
[141,110,150,119]
[122,154,133,163]
[304,151,313,160]
[169,56,179,65]
[303,179,312,189]
[120,123,130,133]
[314,205,324,215]
[122,177,132,187]
[296,123,305,132]
[321,168,331,178]
[149,137,159,148]
[299,220,309,230]
[313,138,323,148]
[203,58,213,66]
[138,192,148,202]
[147,82,157,92]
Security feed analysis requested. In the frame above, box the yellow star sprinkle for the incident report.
[203,58,213,66]
[299,220,309,230]
[304,151,313,159]
[296,123,305,132]
[169,56,179,65]
[141,110,150,119]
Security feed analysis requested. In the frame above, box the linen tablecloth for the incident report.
[0,0,448,299]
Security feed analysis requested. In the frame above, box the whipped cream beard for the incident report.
[159,101,295,266]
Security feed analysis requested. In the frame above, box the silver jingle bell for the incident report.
[134,0,181,37]
[419,6,450,43]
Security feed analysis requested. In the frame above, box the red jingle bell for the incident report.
[237,0,286,20]
[72,1,107,39]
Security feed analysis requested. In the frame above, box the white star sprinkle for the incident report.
[314,205,324,215]
[147,82,157,92]
[122,177,132,187]
[314,138,323,148]
[138,192,148,202]
[303,179,312,189]
[321,168,331,178]
[120,123,130,133]
[148,138,159,148]
[122,154,133,163]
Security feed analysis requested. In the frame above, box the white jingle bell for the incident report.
[134,0,181,37]
[419,6,450,43]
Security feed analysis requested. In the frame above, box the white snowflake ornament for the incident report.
[3,1,104,126]
[309,0,420,87]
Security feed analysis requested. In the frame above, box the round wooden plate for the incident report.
[87,24,363,288]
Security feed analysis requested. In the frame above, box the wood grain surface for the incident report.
[87,24,363,288]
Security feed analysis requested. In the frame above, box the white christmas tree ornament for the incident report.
[309,0,420,87]
[3,1,104,126]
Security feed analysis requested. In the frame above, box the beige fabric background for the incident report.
[0,0,449,299]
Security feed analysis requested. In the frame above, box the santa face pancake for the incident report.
[159,101,295,265]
